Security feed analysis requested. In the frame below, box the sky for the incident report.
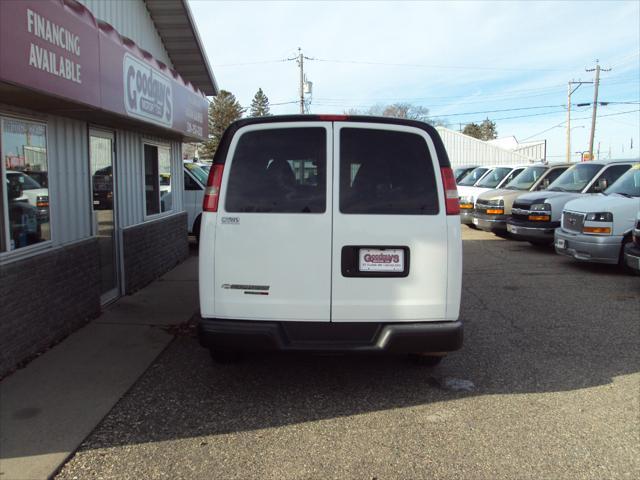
[189,0,640,161]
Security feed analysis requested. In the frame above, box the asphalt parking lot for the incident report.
[56,228,640,480]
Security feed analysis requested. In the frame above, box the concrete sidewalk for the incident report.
[0,253,199,480]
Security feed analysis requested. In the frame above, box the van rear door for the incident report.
[213,123,333,321]
[331,123,449,322]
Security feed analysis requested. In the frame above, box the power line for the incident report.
[311,58,570,72]
[521,109,640,141]
[212,59,290,67]
[609,50,640,68]
[269,100,299,106]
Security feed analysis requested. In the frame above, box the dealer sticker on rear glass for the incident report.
[359,248,404,272]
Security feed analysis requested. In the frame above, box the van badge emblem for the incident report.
[221,284,270,296]
[221,217,240,225]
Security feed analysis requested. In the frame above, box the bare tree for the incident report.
[345,102,445,125]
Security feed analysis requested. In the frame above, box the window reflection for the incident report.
[2,119,50,250]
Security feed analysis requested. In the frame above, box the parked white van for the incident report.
[198,115,463,364]
[555,164,640,266]
[458,164,528,226]
[507,160,637,245]
[183,161,208,240]
[623,211,640,273]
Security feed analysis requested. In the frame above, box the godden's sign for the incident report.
[124,53,173,128]
[0,0,208,141]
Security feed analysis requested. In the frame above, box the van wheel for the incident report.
[193,214,202,244]
[408,353,444,367]
[209,348,242,364]
[619,234,635,273]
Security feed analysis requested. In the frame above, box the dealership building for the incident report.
[0,0,217,376]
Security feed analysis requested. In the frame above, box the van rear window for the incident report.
[339,128,438,215]
[225,128,326,213]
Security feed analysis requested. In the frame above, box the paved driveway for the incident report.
[56,228,640,480]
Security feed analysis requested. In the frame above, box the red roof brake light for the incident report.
[440,167,460,215]
[203,164,224,212]
[318,114,349,121]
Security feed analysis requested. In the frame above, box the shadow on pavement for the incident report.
[60,236,640,452]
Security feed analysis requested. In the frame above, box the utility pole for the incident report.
[566,82,571,162]
[286,48,314,114]
[566,80,592,162]
[297,48,304,114]
[586,60,611,159]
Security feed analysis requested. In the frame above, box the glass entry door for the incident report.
[89,130,119,304]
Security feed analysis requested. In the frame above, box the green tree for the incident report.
[200,90,244,159]
[479,118,498,140]
[463,119,498,140]
[249,88,271,117]
[463,122,483,139]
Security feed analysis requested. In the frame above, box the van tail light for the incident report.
[318,114,349,121]
[203,164,224,212]
[440,167,460,215]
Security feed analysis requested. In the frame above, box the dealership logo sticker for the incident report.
[123,53,172,127]
[359,248,405,272]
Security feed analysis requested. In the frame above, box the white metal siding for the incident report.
[78,0,173,67]
[115,130,183,228]
[48,116,92,244]
[436,127,534,167]
[514,143,546,162]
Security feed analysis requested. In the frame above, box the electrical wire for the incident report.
[521,109,640,141]
[312,58,570,72]
[212,59,291,67]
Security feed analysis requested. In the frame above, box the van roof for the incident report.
[578,159,640,166]
[212,114,451,168]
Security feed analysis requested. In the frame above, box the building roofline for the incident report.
[145,0,218,96]
[180,0,218,95]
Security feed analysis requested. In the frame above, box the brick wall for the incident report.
[122,212,188,294]
[0,239,101,377]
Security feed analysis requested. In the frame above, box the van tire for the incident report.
[619,234,635,273]
[209,348,242,364]
[193,214,202,244]
[408,353,444,367]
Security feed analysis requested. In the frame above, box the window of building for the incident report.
[1,117,50,252]
[144,143,173,216]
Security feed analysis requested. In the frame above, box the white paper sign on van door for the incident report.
[359,248,404,272]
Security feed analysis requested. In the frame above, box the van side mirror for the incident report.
[596,178,608,192]
[8,182,22,200]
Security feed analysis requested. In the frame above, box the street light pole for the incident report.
[566,80,592,162]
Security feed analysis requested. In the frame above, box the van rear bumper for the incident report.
[198,318,463,353]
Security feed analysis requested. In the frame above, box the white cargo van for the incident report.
[183,161,208,240]
[458,164,528,226]
[624,211,640,273]
[198,115,463,364]
[555,165,640,266]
